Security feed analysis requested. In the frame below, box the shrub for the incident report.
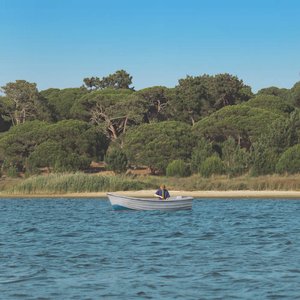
[105,149,128,173]
[200,156,225,177]
[276,144,300,174]
[166,159,191,177]
[190,138,214,173]
[249,140,278,176]
[6,166,19,178]
[222,137,250,177]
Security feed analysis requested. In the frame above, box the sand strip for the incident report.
[1,190,300,198]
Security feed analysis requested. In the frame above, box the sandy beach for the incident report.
[1,190,300,198]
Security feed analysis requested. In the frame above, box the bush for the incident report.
[166,159,191,177]
[200,156,225,177]
[222,137,250,177]
[249,140,278,176]
[6,166,19,178]
[276,144,300,174]
[105,149,128,173]
[190,138,214,173]
[28,141,91,173]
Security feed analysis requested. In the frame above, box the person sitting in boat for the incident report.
[154,184,170,200]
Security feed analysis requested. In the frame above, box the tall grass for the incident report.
[142,174,300,191]
[6,173,155,195]
[3,172,300,195]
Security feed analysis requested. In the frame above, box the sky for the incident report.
[0,0,299,92]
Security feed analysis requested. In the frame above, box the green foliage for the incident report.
[1,80,53,125]
[166,159,191,177]
[190,137,214,173]
[249,139,278,176]
[194,105,285,148]
[124,121,196,173]
[288,109,300,146]
[1,74,300,180]
[169,75,210,124]
[83,70,133,90]
[135,86,170,122]
[71,89,144,140]
[276,144,300,174]
[222,137,250,176]
[0,121,49,171]
[105,149,128,173]
[212,73,252,109]
[257,86,291,99]
[0,120,109,174]
[244,94,294,116]
[200,155,225,177]
[8,173,154,194]
[169,73,252,125]
[291,82,300,108]
[40,87,87,120]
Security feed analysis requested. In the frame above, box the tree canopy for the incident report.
[123,121,196,173]
[1,71,300,177]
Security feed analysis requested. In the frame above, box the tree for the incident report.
[135,86,170,122]
[105,148,128,173]
[193,105,285,149]
[169,75,211,125]
[200,156,225,177]
[0,96,12,132]
[0,120,109,174]
[0,121,49,172]
[244,94,294,116]
[1,80,52,125]
[71,89,147,140]
[257,86,291,100]
[212,73,252,109]
[276,144,300,174]
[83,70,133,90]
[221,137,250,176]
[190,137,215,173]
[123,121,196,173]
[249,139,278,176]
[83,77,101,90]
[169,73,252,125]
[40,87,88,120]
[166,159,191,177]
[291,82,300,108]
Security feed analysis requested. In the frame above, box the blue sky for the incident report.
[0,0,299,92]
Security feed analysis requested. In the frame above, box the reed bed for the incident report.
[6,173,155,195]
[2,173,300,195]
[142,174,300,191]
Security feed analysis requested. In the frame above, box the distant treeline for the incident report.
[0,70,300,177]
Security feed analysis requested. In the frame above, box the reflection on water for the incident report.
[1,198,300,299]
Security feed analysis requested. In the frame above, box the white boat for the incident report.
[107,193,193,211]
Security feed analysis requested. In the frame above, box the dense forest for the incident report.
[1,69,300,179]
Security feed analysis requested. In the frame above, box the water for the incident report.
[1,198,300,300]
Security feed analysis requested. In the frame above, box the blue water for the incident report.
[1,198,300,299]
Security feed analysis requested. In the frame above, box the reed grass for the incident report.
[2,172,300,195]
[141,174,300,191]
[6,172,155,195]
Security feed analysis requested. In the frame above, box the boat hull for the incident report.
[107,193,193,211]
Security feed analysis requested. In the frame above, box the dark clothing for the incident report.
[155,188,170,199]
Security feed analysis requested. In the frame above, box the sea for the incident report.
[1,198,300,300]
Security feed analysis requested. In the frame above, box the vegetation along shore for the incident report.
[1,173,300,198]
[0,70,300,194]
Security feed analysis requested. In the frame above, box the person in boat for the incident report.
[154,184,170,200]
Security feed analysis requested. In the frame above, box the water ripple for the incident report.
[1,198,300,299]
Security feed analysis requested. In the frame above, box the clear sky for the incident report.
[0,0,299,92]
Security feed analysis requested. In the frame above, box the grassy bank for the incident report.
[146,174,300,191]
[1,173,155,195]
[1,172,300,195]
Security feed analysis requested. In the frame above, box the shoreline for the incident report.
[1,190,300,199]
